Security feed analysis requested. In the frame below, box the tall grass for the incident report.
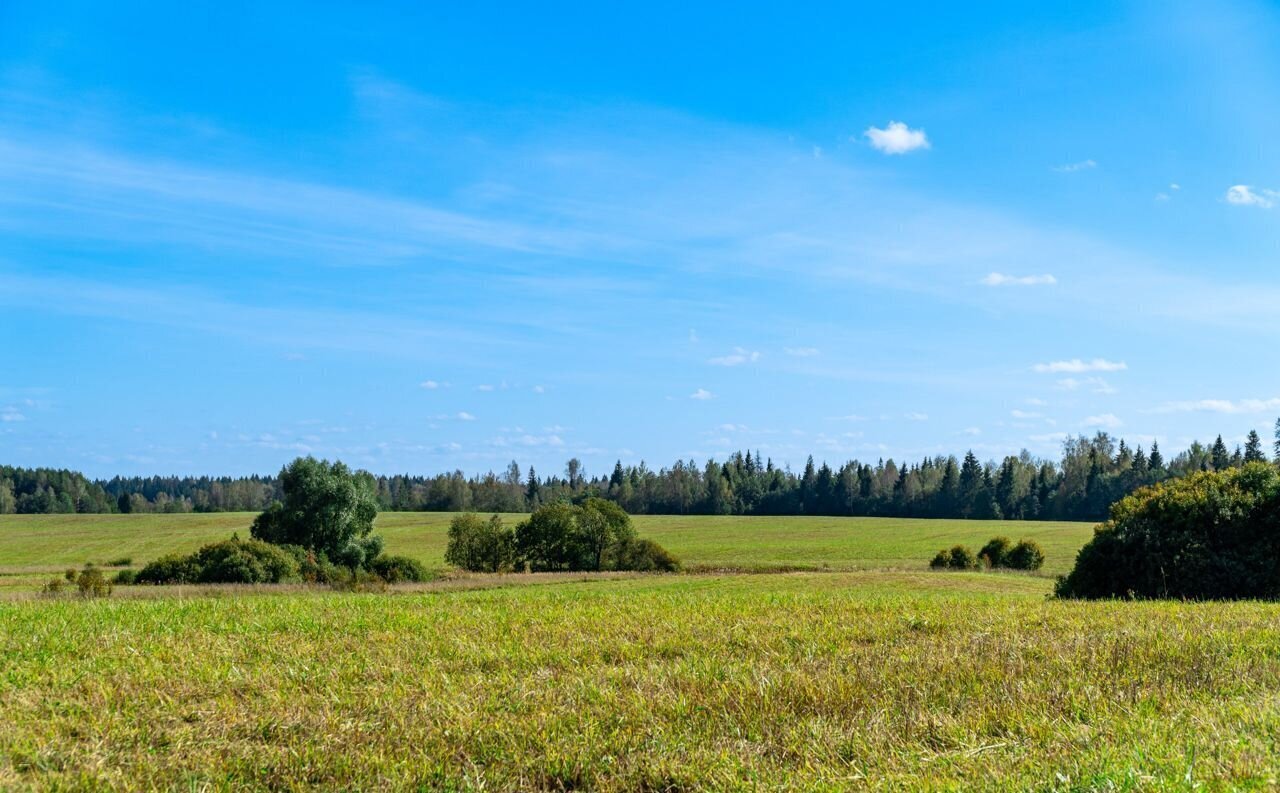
[2,571,1278,789]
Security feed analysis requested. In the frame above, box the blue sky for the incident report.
[2,0,1279,478]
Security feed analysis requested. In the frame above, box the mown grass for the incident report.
[0,512,1092,579]
[3,571,1279,790]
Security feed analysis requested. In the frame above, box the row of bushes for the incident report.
[930,537,1045,571]
[446,500,680,573]
[133,536,430,586]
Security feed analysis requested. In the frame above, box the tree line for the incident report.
[3,424,1278,522]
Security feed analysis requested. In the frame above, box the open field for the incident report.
[4,571,1280,790]
[0,512,1094,581]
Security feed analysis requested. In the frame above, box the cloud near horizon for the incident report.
[1034,358,1127,374]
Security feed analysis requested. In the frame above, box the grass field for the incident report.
[10,512,1271,789]
[0,512,1094,580]
[4,571,1280,790]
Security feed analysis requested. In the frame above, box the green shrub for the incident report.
[112,569,138,585]
[1005,540,1045,571]
[446,513,517,572]
[615,538,680,572]
[64,568,77,582]
[978,536,1012,568]
[76,567,112,598]
[136,553,201,584]
[105,557,133,567]
[929,549,952,569]
[369,555,430,583]
[946,545,977,570]
[136,537,300,585]
[40,578,65,597]
[1057,462,1280,599]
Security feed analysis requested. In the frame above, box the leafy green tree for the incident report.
[514,502,582,571]
[577,497,635,570]
[250,457,379,563]
[445,513,515,572]
[0,479,14,515]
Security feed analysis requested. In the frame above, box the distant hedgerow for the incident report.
[136,537,300,585]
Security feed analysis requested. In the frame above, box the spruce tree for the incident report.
[1211,435,1230,471]
[1245,430,1266,463]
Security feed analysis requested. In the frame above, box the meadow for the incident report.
[6,513,1279,790]
[0,512,1093,582]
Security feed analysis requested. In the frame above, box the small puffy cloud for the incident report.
[1,406,26,422]
[1057,376,1116,394]
[962,427,982,436]
[532,385,545,394]
[904,412,929,421]
[1029,432,1068,444]
[1034,358,1127,374]
[1011,409,1041,419]
[1226,185,1277,209]
[784,347,819,357]
[863,121,930,155]
[476,384,495,392]
[1081,413,1123,429]
[1053,159,1097,173]
[708,347,760,366]
[456,412,476,421]
[1151,397,1280,415]
[420,380,441,390]
[981,272,1057,287]
[690,388,714,401]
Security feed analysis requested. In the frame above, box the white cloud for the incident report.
[863,121,930,155]
[1226,185,1277,209]
[1029,432,1068,444]
[456,411,476,421]
[962,427,982,435]
[784,346,820,357]
[1034,358,1127,374]
[1056,376,1116,394]
[1025,398,1048,406]
[1010,409,1041,419]
[1151,397,1280,415]
[1053,159,1097,173]
[532,385,545,394]
[828,414,867,422]
[708,347,760,366]
[1081,413,1123,429]
[1,407,26,422]
[981,272,1057,287]
[904,412,929,421]
[420,380,441,389]
[476,384,495,391]
[690,388,713,400]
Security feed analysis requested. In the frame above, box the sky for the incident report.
[1,0,1279,479]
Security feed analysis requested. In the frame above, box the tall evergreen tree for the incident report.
[1211,435,1231,471]
[1245,430,1266,463]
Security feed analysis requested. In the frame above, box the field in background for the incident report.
[4,571,1280,789]
[0,512,1094,582]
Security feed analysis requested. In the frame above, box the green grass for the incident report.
[0,512,1093,578]
[4,571,1280,790]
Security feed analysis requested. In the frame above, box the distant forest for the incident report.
[2,427,1275,522]
[5,427,1274,519]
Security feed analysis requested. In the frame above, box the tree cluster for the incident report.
[445,499,679,573]
[1056,462,1280,600]
[8,426,1280,523]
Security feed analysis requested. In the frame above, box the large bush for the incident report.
[448,502,677,573]
[369,554,431,584]
[445,513,517,572]
[251,457,380,561]
[1056,462,1280,599]
[136,537,300,585]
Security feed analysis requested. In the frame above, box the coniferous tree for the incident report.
[1245,430,1267,463]
[1211,435,1231,471]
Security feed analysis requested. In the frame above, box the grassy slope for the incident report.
[0,512,1093,575]
[4,572,1279,790]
